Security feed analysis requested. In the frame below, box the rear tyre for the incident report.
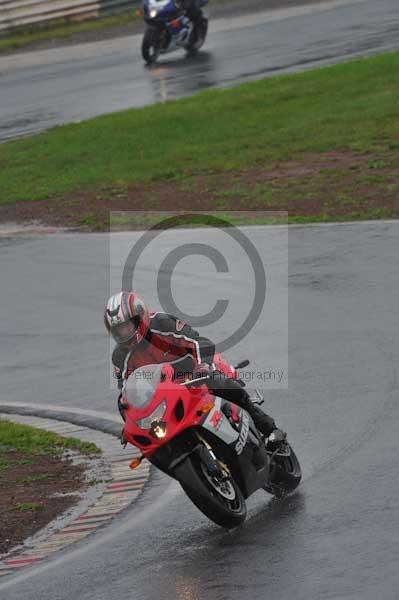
[264,444,302,498]
[142,27,161,64]
[180,453,247,528]
[185,17,208,54]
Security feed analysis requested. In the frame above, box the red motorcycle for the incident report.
[121,354,301,528]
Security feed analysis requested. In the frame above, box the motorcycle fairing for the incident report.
[143,0,193,51]
[144,0,176,18]
[122,361,269,498]
[122,377,214,457]
[200,398,269,498]
[201,397,240,447]
[127,394,239,470]
[145,396,269,498]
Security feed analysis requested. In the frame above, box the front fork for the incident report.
[196,434,231,482]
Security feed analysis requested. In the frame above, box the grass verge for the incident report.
[1,51,399,229]
[11,502,43,512]
[0,9,141,55]
[0,418,100,554]
[0,418,100,472]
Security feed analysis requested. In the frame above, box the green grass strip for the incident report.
[11,502,43,512]
[1,51,399,205]
[0,10,140,55]
[0,418,101,459]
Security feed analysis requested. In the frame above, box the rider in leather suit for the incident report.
[179,0,203,22]
[104,291,285,443]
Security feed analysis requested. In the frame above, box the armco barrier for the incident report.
[0,0,138,34]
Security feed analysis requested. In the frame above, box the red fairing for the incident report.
[213,353,237,378]
[230,403,241,424]
[122,354,237,458]
[122,379,214,458]
[161,363,175,381]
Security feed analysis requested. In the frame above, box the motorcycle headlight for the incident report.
[136,400,166,430]
[150,9,157,18]
[150,420,167,439]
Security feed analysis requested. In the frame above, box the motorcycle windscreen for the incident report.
[123,363,163,408]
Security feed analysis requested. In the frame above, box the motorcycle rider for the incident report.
[178,0,203,23]
[104,291,286,445]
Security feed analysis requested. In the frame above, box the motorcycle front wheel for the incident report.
[142,27,161,64]
[178,452,247,528]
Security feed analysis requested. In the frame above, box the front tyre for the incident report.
[177,453,246,528]
[142,27,161,64]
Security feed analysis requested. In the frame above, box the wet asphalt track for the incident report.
[1,1,399,596]
[1,0,399,140]
[0,220,399,598]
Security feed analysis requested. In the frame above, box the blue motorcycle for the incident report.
[141,0,208,64]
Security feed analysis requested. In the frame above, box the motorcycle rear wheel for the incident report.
[185,17,208,54]
[264,443,302,498]
[142,27,161,64]
[180,453,247,528]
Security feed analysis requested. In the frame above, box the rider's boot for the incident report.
[245,403,287,446]
[245,402,275,435]
[265,428,287,451]
[208,371,285,441]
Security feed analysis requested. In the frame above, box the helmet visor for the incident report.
[111,320,137,344]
